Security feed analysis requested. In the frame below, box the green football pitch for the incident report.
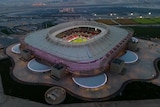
[71,37,87,43]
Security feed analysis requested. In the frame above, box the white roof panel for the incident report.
[24,21,130,62]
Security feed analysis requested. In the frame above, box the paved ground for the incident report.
[5,39,160,101]
[1,76,160,107]
[1,39,160,106]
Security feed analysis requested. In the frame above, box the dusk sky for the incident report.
[0,0,160,6]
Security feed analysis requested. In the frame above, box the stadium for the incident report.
[8,20,142,104]
[20,21,133,76]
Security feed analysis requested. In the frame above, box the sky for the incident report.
[0,0,159,7]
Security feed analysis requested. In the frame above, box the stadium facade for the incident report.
[20,21,133,76]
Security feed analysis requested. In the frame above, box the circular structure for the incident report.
[45,86,66,105]
[119,50,138,64]
[11,43,21,54]
[21,21,133,76]
[72,73,107,88]
[46,23,106,46]
[27,59,51,72]
[132,37,138,43]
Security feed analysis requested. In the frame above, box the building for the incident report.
[20,21,133,77]
[110,58,125,74]
[9,21,141,104]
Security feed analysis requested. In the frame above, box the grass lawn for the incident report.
[96,17,160,25]
[71,37,87,43]
[114,19,137,25]
[95,19,117,25]
[122,26,160,39]
[133,18,160,24]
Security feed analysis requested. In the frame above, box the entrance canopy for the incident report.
[11,43,21,54]
[72,73,107,88]
[119,50,138,64]
[27,59,51,72]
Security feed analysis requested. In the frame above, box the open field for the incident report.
[114,19,137,25]
[133,18,160,24]
[95,19,117,25]
[96,18,160,39]
[96,17,160,25]
[123,26,160,39]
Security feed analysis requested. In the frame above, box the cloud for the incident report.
[0,0,159,6]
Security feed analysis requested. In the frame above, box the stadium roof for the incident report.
[24,21,129,62]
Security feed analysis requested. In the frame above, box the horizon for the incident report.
[0,0,160,7]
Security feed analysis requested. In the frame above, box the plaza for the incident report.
[5,21,160,104]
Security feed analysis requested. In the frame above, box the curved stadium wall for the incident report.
[20,21,133,76]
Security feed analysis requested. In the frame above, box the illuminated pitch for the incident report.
[71,36,88,43]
